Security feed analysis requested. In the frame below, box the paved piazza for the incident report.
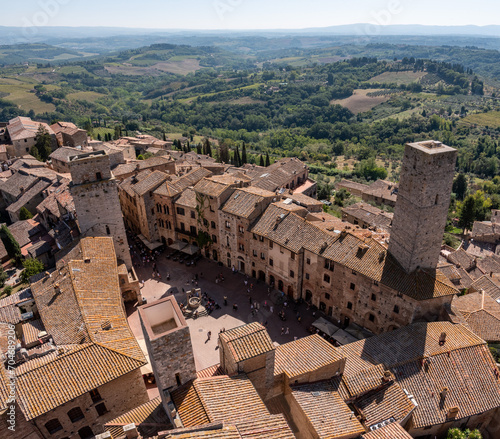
[126,250,327,377]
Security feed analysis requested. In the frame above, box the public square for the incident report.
[126,249,326,395]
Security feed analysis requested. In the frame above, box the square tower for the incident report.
[138,296,197,392]
[69,151,132,268]
[388,141,457,273]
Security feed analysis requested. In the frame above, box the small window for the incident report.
[253,233,257,240]
[325,293,330,300]
[212,234,217,243]
[290,270,295,278]
[324,274,330,283]
[105,225,110,235]
[347,301,353,310]
[374,280,379,286]
[190,226,197,235]
[239,243,244,251]
[291,252,295,260]
[306,258,311,265]
[176,207,185,216]
[352,270,357,275]
[269,259,274,267]
[45,419,63,435]
[226,236,230,246]
[305,273,310,280]
[203,219,208,227]
[191,211,196,219]
[238,226,244,234]
[225,221,230,229]
[269,241,273,249]
[68,407,85,423]
[89,389,102,403]
[371,294,376,301]
[394,305,400,314]
[211,221,216,229]
[176,373,182,386]
[261,252,265,260]
[96,172,102,180]
[368,314,375,322]
[350,283,355,290]
[259,236,264,242]
[253,250,257,257]
[95,402,108,417]
[151,208,155,215]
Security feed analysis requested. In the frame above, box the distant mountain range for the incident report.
[1,24,500,45]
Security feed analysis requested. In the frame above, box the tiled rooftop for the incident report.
[219,322,275,363]
[221,188,274,219]
[274,334,344,378]
[290,380,365,439]
[361,422,413,439]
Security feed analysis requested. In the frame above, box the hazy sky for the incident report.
[12,0,500,30]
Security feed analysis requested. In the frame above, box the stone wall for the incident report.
[32,369,148,439]
[389,142,457,273]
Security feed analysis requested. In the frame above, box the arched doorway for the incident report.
[305,290,312,302]
[319,302,326,312]
[278,280,284,292]
[258,270,266,282]
[287,285,293,298]
[269,275,275,288]
[78,427,94,439]
[167,238,173,246]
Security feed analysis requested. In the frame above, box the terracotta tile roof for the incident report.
[164,425,241,439]
[6,179,51,214]
[290,380,365,439]
[354,381,415,427]
[7,117,54,141]
[176,188,198,209]
[361,422,412,439]
[336,179,369,193]
[221,188,274,219]
[194,177,239,198]
[363,180,398,203]
[339,322,500,430]
[172,375,269,427]
[219,322,274,362]
[0,172,38,199]
[470,275,500,300]
[451,292,500,342]
[197,364,224,379]
[104,396,171,438]
[0,359,10,412]
[343,364,387,398]
[21,318,45,346]
[447,248,476,271]
[20,237,146,420]
[234,414,295,439]
[49,146,86,162]
[341,202,393,230]
[250,158,307,192]
[251,204,337,254]
[274,334,344,378]
[155,168,212,198]
[113,156,173,178]
[171,380,210,427]
[15,343,144,420]
[120,170,169,197]
[0,288,33,325]
[8,219,43,248]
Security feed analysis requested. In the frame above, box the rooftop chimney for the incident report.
[123,423,139,439]
[439,332,447,346]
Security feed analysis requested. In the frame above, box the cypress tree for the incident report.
[0,225,21,261]
[235,145,241,167]
[241,142,247,164]
[259,155,265,166]
[265,152,270,167]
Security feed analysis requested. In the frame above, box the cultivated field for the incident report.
[369,71,427,85]
[331,89,391,114]
[0,77,56,113]
[461,111,500,128]
[67,91,106,103]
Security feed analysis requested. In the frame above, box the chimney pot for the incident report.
[439,332,447,345]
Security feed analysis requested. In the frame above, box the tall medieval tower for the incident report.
[388,141,457,273]
[69,151,132,268]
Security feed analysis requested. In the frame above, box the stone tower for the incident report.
[69,150,132,268]
[388,141,457,273]
[138,296,197,391]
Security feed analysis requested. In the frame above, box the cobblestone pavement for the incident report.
[126,249,327,374]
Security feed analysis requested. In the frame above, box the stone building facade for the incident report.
[69,151,132,268]
[389,141,457,273]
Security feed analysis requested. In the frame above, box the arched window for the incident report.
[78,426,94,439]
[67,407,85,423]
[45,419,63,435]
[106,225,110,235]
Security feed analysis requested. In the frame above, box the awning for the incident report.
[138,234,163,251]
[138,339,153,375]
[181,244,200,255]
[331,328,358,345]
[169,240,188,251]
[345,323,374,341]
[311,317,339,337]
